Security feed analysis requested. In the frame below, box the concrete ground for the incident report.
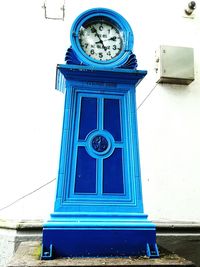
[7,241,195,267]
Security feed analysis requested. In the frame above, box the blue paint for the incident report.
[91,135,109,152]
[119,52,138,69]
[70,8,134,68]
[42,7,159,260]
[103,148,124,194]
[42,65,159,258]
[104,98,121,141]
[85,130,115,159]
[42,228,157,258]
[64,47,138,70]
[79,97,97,140]
[75,147,96,194]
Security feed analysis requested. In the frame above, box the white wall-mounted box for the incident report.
[155,45,194,85]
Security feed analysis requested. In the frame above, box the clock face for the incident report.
[78,19,123,61]
[70,8,134,67]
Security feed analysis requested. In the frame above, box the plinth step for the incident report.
[7,241,195,267]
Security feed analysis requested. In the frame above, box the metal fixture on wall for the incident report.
[185,1,196,15]
[42,0,65,20]
[155,45,194,85]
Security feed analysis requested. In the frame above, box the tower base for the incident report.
[41,213,159,259]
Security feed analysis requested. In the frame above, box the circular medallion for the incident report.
[92,135,109,152]
[85,130,115,159]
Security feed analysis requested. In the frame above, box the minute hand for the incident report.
[92,27,107,51]
[95,37,117,44]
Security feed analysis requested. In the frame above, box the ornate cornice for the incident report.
[65,47,84,66]
[64,47,138,69]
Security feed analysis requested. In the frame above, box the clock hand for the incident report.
[96,37,117,43]
[95,40,103,44]
[92,27,107,51]
[108,37,117,41]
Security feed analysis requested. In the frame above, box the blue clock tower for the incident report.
[41,8,159,259]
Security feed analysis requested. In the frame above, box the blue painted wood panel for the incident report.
[79,97,97,140]
[73,94,126,198]
[103,148,124,194]
[53,66,148,214]
[42,57,159,260]
[104,98,121,141]
[75,147,96,194]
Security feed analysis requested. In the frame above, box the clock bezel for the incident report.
[70,8,134,68]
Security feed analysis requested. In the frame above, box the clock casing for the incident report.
[41,8,159,260]
[70,8,134,68]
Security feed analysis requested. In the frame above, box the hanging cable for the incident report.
[0,85,157,212]
[0,178,56,212]
[137,84,158,110]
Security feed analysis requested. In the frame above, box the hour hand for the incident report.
[108,36,117,41]
[96,37,117,45]
[91,27,107,51]
[103,37,117,42]
[95,40,102,44]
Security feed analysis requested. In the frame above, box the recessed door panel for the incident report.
[103,148,124,194]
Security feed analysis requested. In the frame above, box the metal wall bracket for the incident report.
[42,2,65,21]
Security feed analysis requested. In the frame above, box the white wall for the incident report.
[0,0,199,222]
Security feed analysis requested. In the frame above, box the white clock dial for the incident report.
[79,21,123,61]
